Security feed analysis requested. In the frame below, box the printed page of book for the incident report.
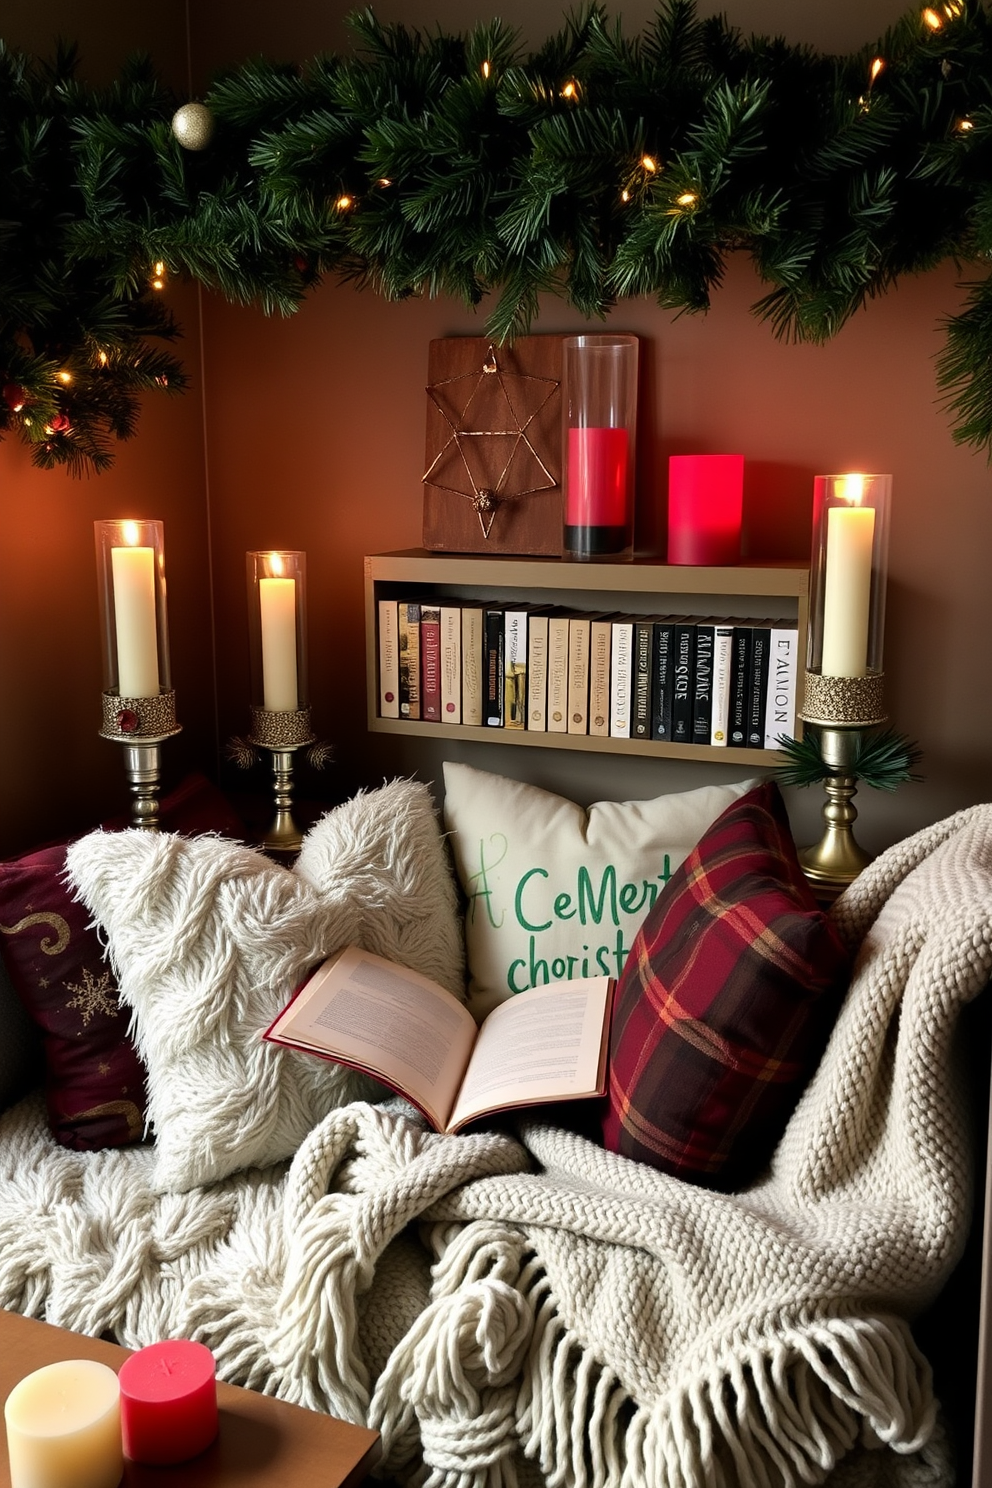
[447,976,613,1133]
[266,946,478,1132]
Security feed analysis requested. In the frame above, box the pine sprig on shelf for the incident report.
[774,726,924,790]
[5,1,992,471]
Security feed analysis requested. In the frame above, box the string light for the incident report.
[481,60,491,79]
[641,154,658,173]
[869,57,885,84]
[957,116,975,131]
[922,8,943,29]
[376,177,392,187]
[561,80,579,100]
[620,188,631,202]
[97,350,108,366]
[676,191,697,208]
[335,194,354,210]
[57,370,72,385]
[150,261,166,290]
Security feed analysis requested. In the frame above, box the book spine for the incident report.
[728,625,753,746]
[746,626,772,748]
[397,601,421,720]
[651,622,675,741]
[610,619,634,737]
[461,606,484,727]
[710,623,734,746]
[483,605,505,727]
[588,616,612,737]
[440,604,462,724]
[631,619,654,739]
[567,615,591,734]
[671,622,694,744]
[420,604,442,722]
[377,599,399,719]
[547,614,570,732]
[504,608,528,730]
[764,626,800,747]
[527,614,549,731]
[691,624,714,745]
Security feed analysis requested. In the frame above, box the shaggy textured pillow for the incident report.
[442,762,754,1019]
[65,779,463,1194]
[602,780,850,1190]
[0,772,245,1150]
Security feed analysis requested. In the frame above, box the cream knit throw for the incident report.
[3,804,992,1487]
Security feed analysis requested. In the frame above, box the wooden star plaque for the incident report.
[422,334,564,556]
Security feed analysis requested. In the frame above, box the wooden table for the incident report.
[0,1311,381,1487]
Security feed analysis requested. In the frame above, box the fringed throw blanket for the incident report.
[3,806,992,1487]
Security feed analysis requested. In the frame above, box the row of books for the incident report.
[377,598,799,749]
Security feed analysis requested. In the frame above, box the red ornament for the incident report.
[3,383,29,413]
[49,413,71,433]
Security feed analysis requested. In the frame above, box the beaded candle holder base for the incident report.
[242,706,317,855]
[99,690,182,831]
[797,673,887,889]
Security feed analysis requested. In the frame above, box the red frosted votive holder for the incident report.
[118,1339,218,1465]
[667,454,744,565]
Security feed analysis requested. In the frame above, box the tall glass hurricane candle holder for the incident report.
[562,334,638,561]
[94,519,180,829]
[245,550,314,853]
[799,473,892,886]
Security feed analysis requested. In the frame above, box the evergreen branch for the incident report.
[773,727,923,789]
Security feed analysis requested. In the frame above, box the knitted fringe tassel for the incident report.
[518,1302,938,1488]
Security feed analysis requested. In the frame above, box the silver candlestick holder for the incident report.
[100,690,182,831]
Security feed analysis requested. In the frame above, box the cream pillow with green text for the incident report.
[442,762,756,1019]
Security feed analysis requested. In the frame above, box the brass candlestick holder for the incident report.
[100,690,182,831]
[230,705,327,855]
[797,671,887,888]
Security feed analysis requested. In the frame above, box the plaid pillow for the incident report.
[602,780,850,1190]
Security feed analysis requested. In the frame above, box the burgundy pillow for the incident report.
[0,773,245,1151]
[602,780,850,1190]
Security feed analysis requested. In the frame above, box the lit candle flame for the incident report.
[122,520,141,547]
[840,473,866,505]
[269,552,285,578]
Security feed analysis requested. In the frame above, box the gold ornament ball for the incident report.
[171,102,215,151]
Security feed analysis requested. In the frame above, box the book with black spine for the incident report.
[651,619,676,741]
[691,622,715,745]
[670,619,695,744]
[483,604,505,727]
[746,622,773,748]
[503,605,529,730]
[631,618,655,739]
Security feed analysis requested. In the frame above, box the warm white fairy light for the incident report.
[641,154,658,173]
[481,60,491,78]
[922,7,943,29]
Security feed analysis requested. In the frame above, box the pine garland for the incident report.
[774,726,924,790]
[4,1,992,472]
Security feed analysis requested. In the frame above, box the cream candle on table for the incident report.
[820,489,876,678]
[111,525,159,698]
[3,1358,122,1488]
[259,561,298,712]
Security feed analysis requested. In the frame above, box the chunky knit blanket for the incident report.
[2,805,992,1488]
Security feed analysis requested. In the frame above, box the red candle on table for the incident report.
[118,1340,218,1465]
[667,453,743,565]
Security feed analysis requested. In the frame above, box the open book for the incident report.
[264,945,614,1135]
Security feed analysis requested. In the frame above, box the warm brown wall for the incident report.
[0,6,212,857]
[192,0,992,857]
[2,0,991,863]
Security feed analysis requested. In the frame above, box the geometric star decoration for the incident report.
[423,343,559,539]
[65,967,121,1025]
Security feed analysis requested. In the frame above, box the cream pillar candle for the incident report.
[259,567,298,711]
[111,526,159,698]
[820,497,876,677]
[3,1358,123,1488]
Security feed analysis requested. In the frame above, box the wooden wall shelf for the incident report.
[364,549,810,763]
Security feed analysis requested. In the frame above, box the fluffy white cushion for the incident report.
[442,762,755,1019]
[66,779,463,1194]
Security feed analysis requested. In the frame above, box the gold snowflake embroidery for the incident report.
[65,968,120,1025]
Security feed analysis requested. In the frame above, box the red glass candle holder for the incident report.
[666,454,744,566]
[562,334,638,561]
